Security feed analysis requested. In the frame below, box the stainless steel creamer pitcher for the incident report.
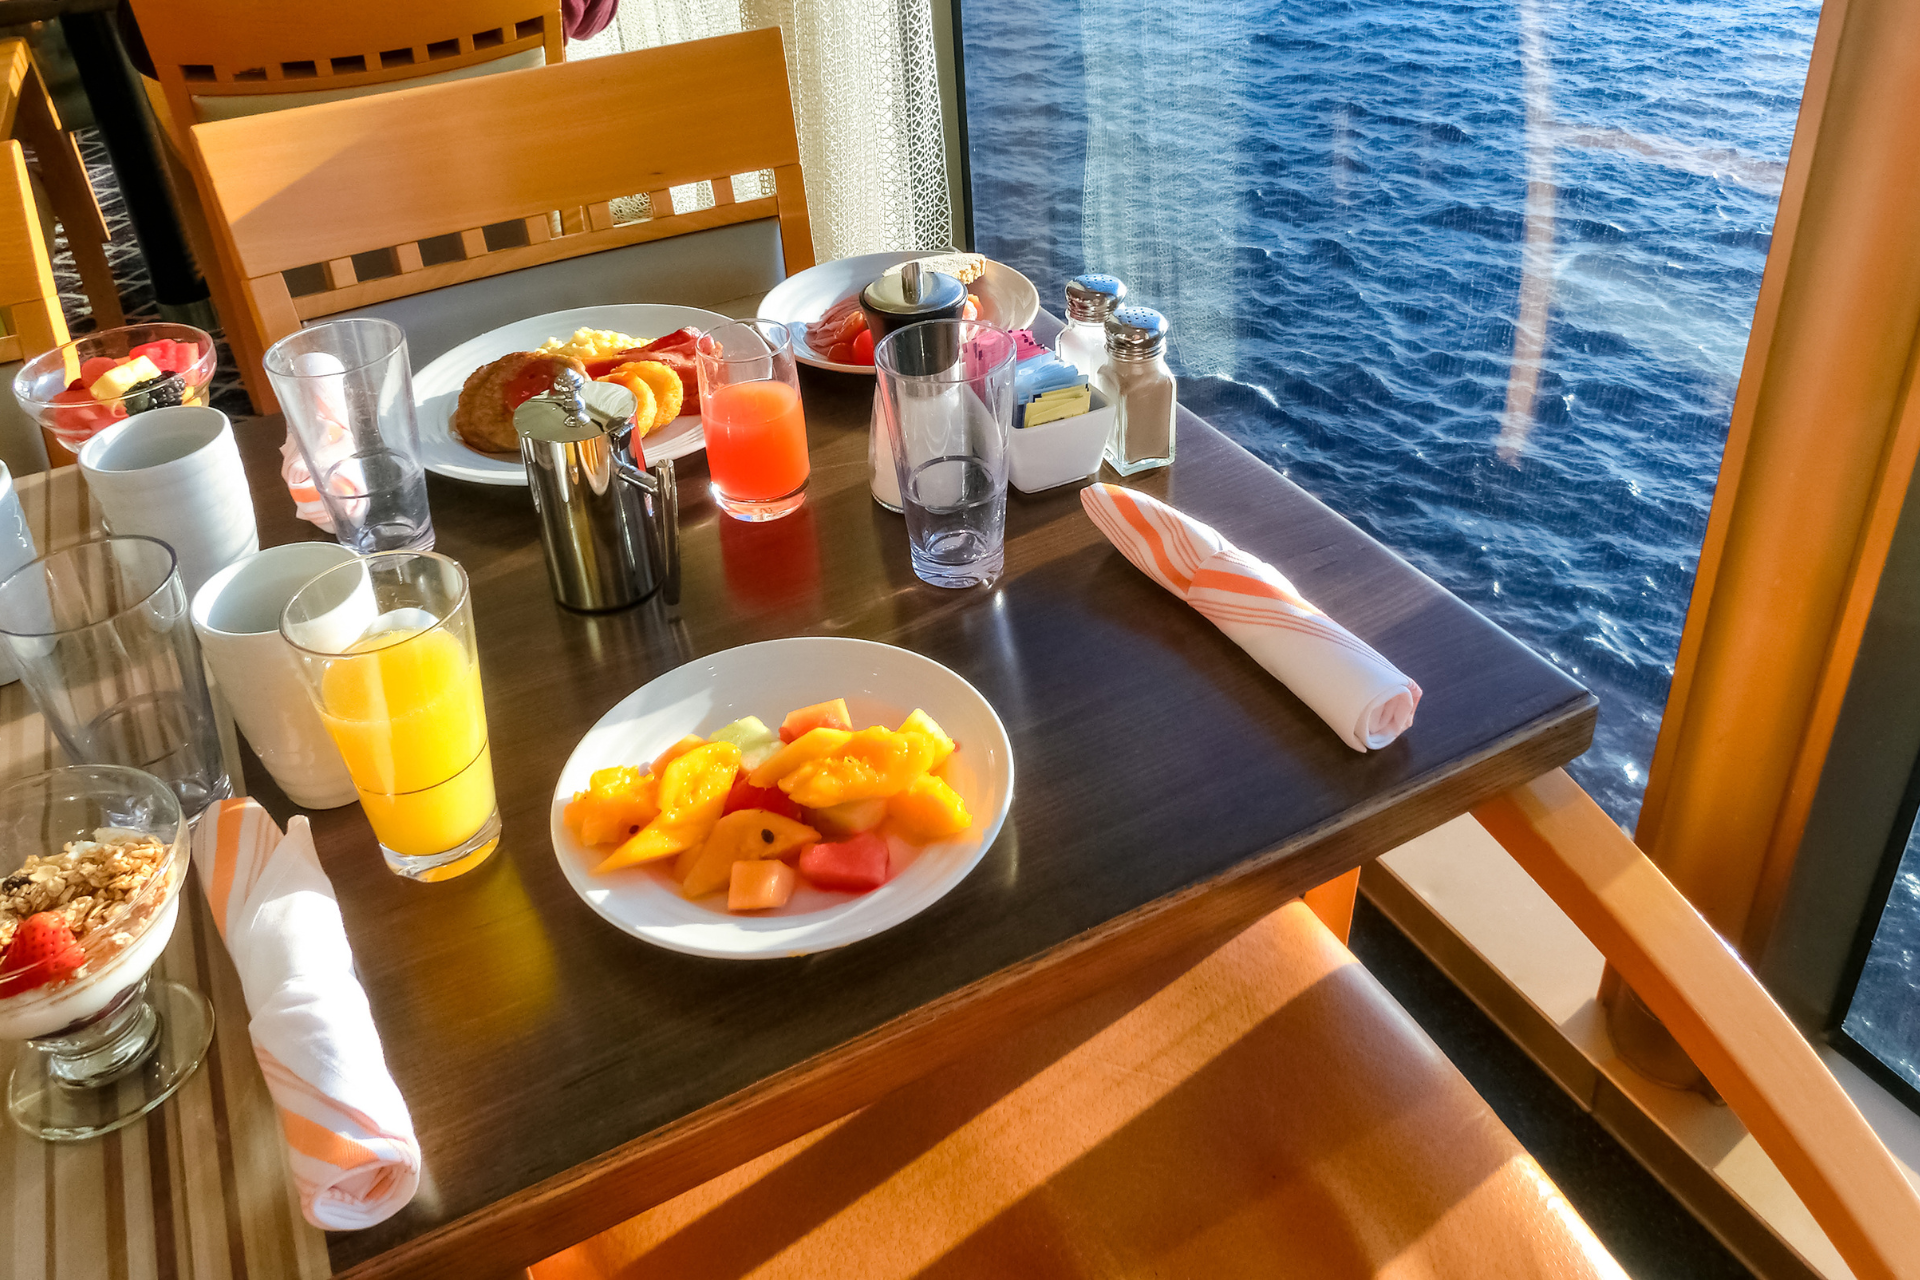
[514,376,679,612]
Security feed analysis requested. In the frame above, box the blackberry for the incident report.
[124,373,186,415]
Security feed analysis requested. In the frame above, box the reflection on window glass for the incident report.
[1845,823,1920,1095]
[962,0,1817,826]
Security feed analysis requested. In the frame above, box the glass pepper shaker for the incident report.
[1097,306,1176,475]
[1057,274,1127,380]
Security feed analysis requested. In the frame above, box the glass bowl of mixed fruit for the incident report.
[12,323,218,452]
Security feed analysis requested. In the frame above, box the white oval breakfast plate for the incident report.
[757,253,1041,375]
[549,636,1014,960]
[412,303,729,485]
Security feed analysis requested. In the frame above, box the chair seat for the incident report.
[532,901,1626,1280]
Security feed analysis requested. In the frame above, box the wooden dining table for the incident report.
[0,332,1595,1279]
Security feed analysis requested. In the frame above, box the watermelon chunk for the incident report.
[797,831,889,892]
[728,859,796,911]
[131,340,194,375]
[79,356,120,387]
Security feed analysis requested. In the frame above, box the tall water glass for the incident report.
[695,319,810,522]
[875,321,1017,588]
[0,537,231,817]
[280,552,499,882]
[264,319,435,553]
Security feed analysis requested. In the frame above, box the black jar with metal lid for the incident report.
[860,262,970,373]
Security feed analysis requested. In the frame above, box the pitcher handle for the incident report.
[648,457,680,608]
[611,425,681,610]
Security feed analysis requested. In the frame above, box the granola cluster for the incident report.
[0,834,169,952]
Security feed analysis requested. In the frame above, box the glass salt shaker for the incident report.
[1097,306,1176,475]
[1056,274,1127,379]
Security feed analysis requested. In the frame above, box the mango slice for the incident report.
[748,727,853,788]
[679,808,820,899]
[896,709,956,769]
[779,727,936,808]
[595,741,740,873]
[886,774,972,843]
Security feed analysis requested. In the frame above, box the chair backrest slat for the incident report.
[192,30,814,373]
[133,0,564,128]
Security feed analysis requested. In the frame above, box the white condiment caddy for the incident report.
[1008,388,1117,494]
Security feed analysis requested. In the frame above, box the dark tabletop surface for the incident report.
[229,349,1594,1275]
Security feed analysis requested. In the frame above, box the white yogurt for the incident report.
[0,894,179,1041]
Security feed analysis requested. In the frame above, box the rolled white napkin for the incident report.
[192,798,420,1230]
[1082,483,1421,750]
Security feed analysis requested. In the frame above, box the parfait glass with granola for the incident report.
[0,764,213,1140]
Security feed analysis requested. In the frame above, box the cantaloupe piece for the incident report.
[779,698,852,744]
[728,859,796,911]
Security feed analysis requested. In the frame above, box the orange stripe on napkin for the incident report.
[206,797,248,932]
[1103,487,1192,591]
[1188,565,1320,615]
[278,1106,382,1171]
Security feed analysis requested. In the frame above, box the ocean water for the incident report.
[961,0,1920,1095]
[960,0,1816,829]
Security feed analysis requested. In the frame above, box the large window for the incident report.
[961,0,1818,828]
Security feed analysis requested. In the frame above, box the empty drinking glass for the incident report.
[875,321,1017,588]
[0,537,231,817]
[264,319,435,553]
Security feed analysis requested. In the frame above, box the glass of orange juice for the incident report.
[279,552,499,881]
[695,319,810,521]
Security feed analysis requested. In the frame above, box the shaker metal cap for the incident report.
[1065,274,1127,322]
[1105,305,1169,359]
[862,263,967,320]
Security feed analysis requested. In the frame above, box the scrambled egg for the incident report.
[536,328,639,360]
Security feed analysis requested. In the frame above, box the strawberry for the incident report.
[0,913,86,998]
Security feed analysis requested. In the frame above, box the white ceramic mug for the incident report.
[79,405,259,597]
[0,462,38,685]
[191,542,359,808]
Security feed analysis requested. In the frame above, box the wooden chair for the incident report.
[126,0,565,408]
[189,29,813,413]
[0,39,121,332]
[0,138,67,475]
[532,777,1920,1280]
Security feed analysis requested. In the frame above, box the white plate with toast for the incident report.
[411,303,729,485]
[757,253,1041,375]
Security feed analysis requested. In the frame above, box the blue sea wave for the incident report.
[962,0,1818,829]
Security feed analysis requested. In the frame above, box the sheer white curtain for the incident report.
[568,0,954,263]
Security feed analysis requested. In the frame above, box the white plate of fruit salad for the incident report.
[549,636,1013,959]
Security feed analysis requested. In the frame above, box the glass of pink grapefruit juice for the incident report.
[695,319,810,521]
